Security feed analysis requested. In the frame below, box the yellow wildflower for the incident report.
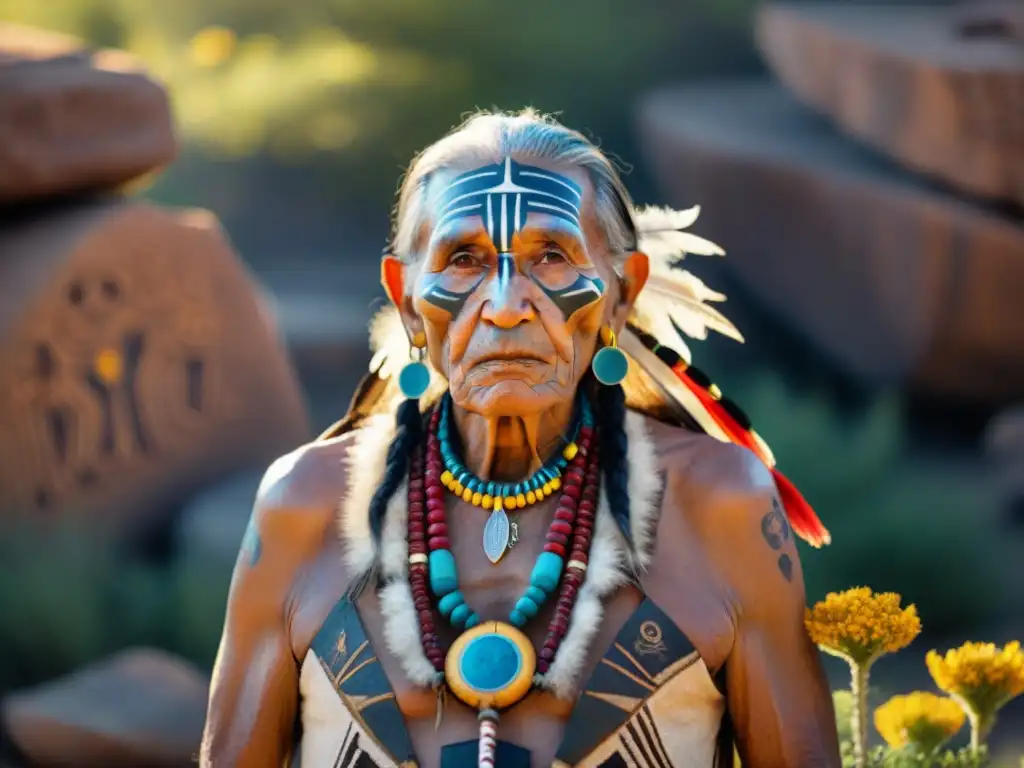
[926,641,1024,723]
[874,692,964,753]
[805,587,921,666]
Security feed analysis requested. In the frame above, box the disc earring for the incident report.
[591,326,629,386]
[398,332,431,399]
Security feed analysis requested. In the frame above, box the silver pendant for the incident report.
[508,520,520,550]
[482,507,511,564]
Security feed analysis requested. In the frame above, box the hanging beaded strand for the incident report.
[419,406,595,632]
[405,400,601,766]
[538,429,600,674]
[407,438,446,677]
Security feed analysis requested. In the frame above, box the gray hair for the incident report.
[390,109,638,269]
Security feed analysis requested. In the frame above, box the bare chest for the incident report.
[290,519,733,768]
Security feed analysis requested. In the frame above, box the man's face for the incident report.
[403,157,621,418]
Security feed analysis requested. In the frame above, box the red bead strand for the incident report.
[537,434,600,674]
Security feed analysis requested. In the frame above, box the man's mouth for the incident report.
[471,350,551,366]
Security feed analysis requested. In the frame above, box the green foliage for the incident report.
[835,689,856,743]
[701,367,1012,633]
[0,521,231,689]
[839,743,989,768]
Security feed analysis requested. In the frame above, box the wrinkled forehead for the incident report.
[421,157,597,250]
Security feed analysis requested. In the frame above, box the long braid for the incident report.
[368,398,422,543]
[596,381,632,547]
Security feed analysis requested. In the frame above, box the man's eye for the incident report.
[539,250,567,265]
[450,251,479,268]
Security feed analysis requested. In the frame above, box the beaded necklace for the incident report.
[436,394,591,563]
[405,398,601,766]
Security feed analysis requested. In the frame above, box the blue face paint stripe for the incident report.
[517,169,583,202]
[500,194,509,252]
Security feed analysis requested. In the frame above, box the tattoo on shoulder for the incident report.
[760,496,793,582]
[241,516,262,567]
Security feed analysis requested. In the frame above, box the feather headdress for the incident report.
[325,205,830,547]
[624,205,829,547]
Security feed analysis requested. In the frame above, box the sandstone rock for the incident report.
[0,197,310,539]
[0,23,177,203]
[636,81,1024,403]
[2,648,207,767]
[756,3,1024,207]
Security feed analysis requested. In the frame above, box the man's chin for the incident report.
[455,379,563,418]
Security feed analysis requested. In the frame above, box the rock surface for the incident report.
[1,648,208,768]
[0,23,177,204]
[756,3,1024,207]
[0,197,310,539]
[636,80,1024,403]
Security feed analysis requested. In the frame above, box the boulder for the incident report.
[636,81,1024,403]
[2,648,207,768]
[756,3,1024,207]
[0,23,177,203]
[0,197,310,540]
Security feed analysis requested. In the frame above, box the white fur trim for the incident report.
[379,579,438,687]
[622,409,662,571]
[337,414,397,581]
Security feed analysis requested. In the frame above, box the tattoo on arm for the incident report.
[241,517,262,567]
[760,496,793,582]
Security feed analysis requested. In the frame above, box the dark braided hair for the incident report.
[596,380,632,546]
[368,397,423,543]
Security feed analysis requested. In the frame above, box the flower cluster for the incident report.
[807,587,1023,767]
[874,692,964,752]
[805,586,921,666]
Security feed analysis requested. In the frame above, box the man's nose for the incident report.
[480,253,536,329]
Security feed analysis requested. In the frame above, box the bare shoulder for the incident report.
[246,425,368,556]
[640,414,801,598]
[643,414,777,531]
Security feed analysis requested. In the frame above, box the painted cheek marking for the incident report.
[538,274,606,320]
[421,275,485,319]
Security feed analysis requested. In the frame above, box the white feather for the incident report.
[633,204,703,233]
[630,205,742,348]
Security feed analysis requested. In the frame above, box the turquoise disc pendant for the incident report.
[445,622,536,710]
[591,346,629,385]
[398,360,430,398]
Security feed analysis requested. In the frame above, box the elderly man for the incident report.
[201,110,840,767]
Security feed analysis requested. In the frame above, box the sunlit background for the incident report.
[0,0,1021,764]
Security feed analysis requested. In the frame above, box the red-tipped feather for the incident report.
[668,362,830,547]
[671,363,771,464]
[771,468,830,547]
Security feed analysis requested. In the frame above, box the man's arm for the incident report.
[200,453,330,767]
[712,454,841,766]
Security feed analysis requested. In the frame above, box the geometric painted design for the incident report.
[301,597,416,767]
[555,599,729,767]
[422,157,605,321]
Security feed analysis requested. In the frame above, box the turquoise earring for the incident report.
[591,326,629,385]
[398,332,431,399]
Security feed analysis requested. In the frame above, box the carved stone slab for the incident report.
[636,81,1024,403]
[0,23,177,203]
[0,198,310,537]
[757,2,1024,207]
